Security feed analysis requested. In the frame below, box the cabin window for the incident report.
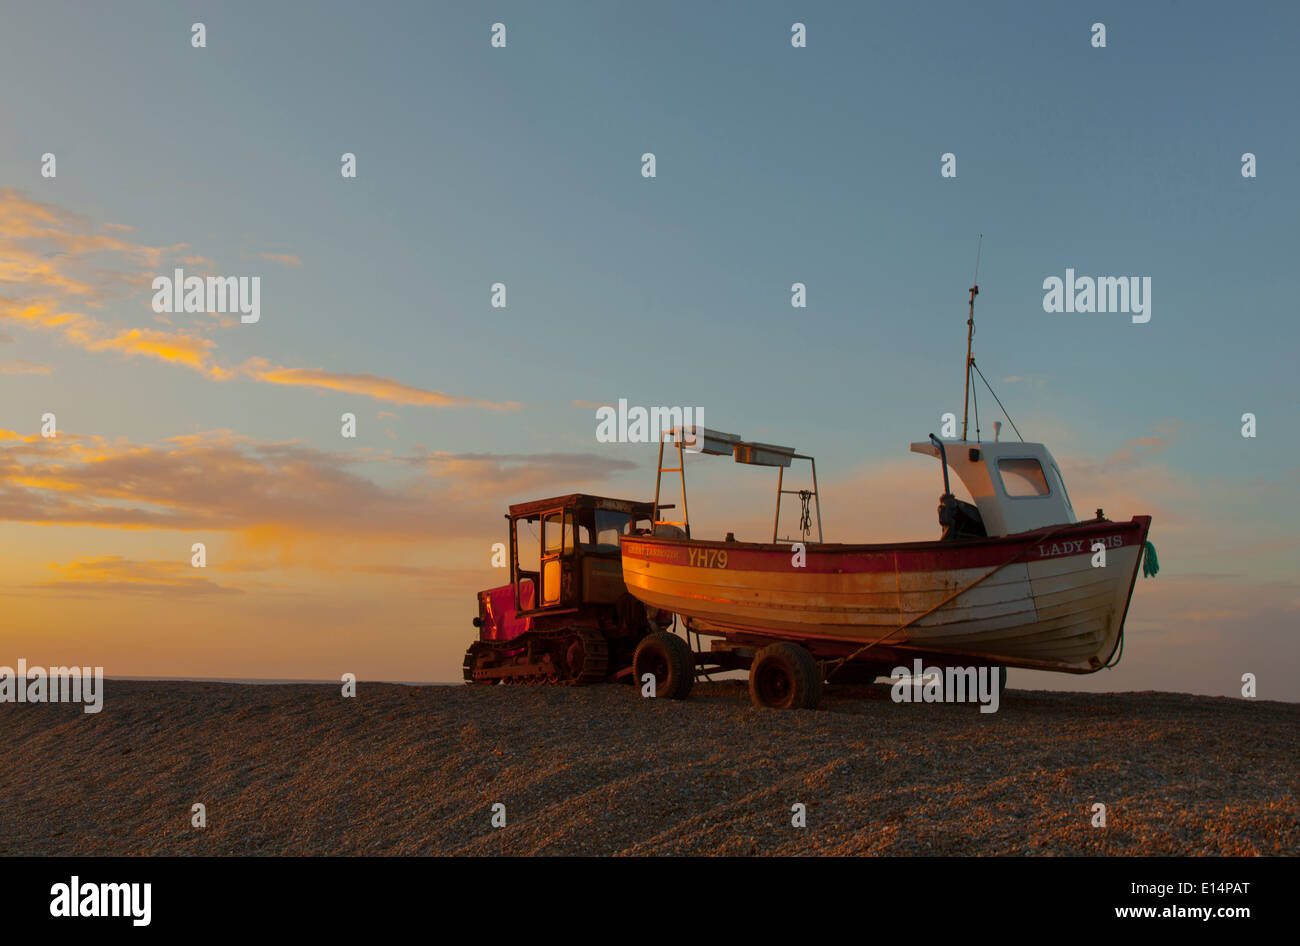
[997,458,1050,497]
[577,510,632,552]
[517,518,541,573]
[543,512,574,555]
[594,510,631,547]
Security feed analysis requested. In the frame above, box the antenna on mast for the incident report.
[961,234,982,441]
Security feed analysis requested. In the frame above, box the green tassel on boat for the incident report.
[1141,540,1159,578]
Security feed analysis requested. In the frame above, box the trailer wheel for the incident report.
[749,642,822,710]
[633,632,695,700]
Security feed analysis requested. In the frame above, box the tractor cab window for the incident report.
[997,458,1051,497]
[544,512,574,556]
[578,509,632,552]
[594,510,631,549]
[516,517,541,573]
[540,511,573,608]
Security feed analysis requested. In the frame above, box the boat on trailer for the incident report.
[618,280,1155,708]
[621,433,1151,676]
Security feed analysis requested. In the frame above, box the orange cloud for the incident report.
[259,252,301,266]
[87,328,220,374]
[0,266,222,379]
[240,360,520,409]
[408,449,639,501]
[0,359,50,375]
[0,188,517,409]
[0,430,43,443]
[0,430,633,544]
[23,555,242,597]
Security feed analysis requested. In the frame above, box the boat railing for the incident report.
[651,427,822,544]
[771,453,822,545]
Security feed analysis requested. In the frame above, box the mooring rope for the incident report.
[971,359,1025,443]
[1141,540,1160,577]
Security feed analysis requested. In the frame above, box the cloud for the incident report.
[0,430,636,544]
[88,328,220,374]
[0,359,51,375]
[239,359,520,410]
[23,555,243,597]
[0,295,226,376]
[573,399,614,410]
[0,189,516,409]
[259,252,301,266]
[0,429,92,444]
[0,188,183,296]
[1067,433,1172,475]
[407,449,639,500]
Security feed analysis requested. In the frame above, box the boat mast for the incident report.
[962,234,982,441]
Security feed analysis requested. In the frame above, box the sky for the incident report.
[1,1,1297,698]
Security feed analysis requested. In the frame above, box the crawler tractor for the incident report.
[462,494,673,685]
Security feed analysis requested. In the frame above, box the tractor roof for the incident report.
[507,494,654,519]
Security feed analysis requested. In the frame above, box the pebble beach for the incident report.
[2,679,1295,856]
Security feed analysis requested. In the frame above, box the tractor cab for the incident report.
[465,494,662,684]
[506,494,656,618]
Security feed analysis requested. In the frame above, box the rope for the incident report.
[1141,540,1160,577]
[1104,538,1156,668]
[1103,623,1125,669]
[798,490,813,541]
[823,523,1074,681]
[971,360,1025,442]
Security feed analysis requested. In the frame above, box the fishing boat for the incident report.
[618,274,1156,707]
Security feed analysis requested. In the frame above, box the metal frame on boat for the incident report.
[650,427,822,544]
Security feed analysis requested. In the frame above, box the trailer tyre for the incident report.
[633,632,695,700]
[749,642,822,710]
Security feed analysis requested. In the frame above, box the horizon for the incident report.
[92,676,1297,701]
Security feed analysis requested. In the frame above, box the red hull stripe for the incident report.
[620,517,1151,575]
